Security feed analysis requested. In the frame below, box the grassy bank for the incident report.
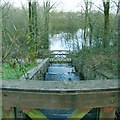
[1,62,36,80]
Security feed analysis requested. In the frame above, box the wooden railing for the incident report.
[1,79,119,119]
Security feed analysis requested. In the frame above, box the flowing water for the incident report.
[24,62,99,119]
[40,63,80,120]
[45,64,80,81]
[38,30,97,119]
[39,64,98,120]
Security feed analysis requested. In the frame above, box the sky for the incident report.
[2,0,103,12]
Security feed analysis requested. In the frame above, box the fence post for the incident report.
[99,107,116,119]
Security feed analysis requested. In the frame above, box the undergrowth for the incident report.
[1,62,36,80]
[73,45,118,78]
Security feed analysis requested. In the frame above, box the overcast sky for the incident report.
[3,0,103,12]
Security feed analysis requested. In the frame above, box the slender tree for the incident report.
[88,17,93,46]
[83,0,89,48]
[43,0,56,50]
[28,0,38,60]
[32,1,38,54]
[88,1,93,47]
[28,0,32,39]
[102,0,110,48]
[82,0,94,48]
[43,0,50,50]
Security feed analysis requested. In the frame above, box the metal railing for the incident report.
[38,50,72,63]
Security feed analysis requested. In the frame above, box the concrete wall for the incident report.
[20,58,50,80]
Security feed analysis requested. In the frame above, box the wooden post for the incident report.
[2,107,15,119]
[99,107,116,119]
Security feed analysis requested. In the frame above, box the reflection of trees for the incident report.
[1,0,119,61]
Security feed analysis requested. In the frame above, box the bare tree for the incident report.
[28,0,38,60]
[43,0,50,49]
[83,0,89,48]
[1,1,11,19]
[102,0,110,48]
[112,0,120,17]
[43,0,56,50]
[82,0,93,48]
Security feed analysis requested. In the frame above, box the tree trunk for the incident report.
[103,0,110,48]
[29,0,32,39]
[32,1,38,56]
[83,0,89,48]
[43,1,50,50]
[88,18,93,47]
[28,0,38,60]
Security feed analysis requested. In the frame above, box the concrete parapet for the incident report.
[20,58,50,80]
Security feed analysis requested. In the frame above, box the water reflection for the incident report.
[49,29,85,51]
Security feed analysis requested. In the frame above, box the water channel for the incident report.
[38,30,97,119]
[39,63,98,120]
[40,63,80,120]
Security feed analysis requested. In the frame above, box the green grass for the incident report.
[1,62,36,80]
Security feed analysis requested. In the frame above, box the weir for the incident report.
[2,50,119,119]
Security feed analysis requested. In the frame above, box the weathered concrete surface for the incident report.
[20,58,50,80]
[2,79,119,109]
